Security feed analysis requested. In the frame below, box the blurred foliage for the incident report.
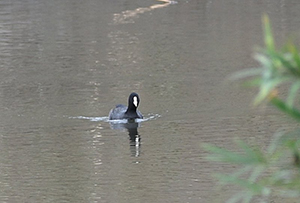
[204,15,300,203]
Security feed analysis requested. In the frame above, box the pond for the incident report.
[0,0,299,202]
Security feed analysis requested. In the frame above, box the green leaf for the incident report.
[230,68,262,81]
[287,42,300,70]
[262,14,275,52]
[203,144,250,164]
[267,50,300,76]
[270,97,300,121]
[254,77,288,105]
[235,139,266,164]
[280,129,300,143]
[287,81,300,107]
[253,53,273,71]
[203,142,266,165]
[216,174,267,194]
[242,78,262,87]
[266,130,285,155]
[278,190,300,198]
[226,193,247,203]
[248,166,265,183]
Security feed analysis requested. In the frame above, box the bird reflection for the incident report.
[109,121,141,157]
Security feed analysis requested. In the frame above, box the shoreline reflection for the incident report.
[113,0,177,24]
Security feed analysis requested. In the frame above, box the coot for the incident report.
[108,92,143,120]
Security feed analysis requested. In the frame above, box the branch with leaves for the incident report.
[205,15,300,203]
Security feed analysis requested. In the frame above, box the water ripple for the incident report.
[68,113,161,123]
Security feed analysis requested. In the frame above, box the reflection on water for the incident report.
[110,121,141,157]
[113,0,177,25]
[70,114,160,157]
[108,0,178,75]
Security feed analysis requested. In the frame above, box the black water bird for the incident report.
[108,92,143,120]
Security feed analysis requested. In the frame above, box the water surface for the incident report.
[0,0,300,202]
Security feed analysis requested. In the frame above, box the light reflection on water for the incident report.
[71,114,161,158]
[113,0,177,25]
